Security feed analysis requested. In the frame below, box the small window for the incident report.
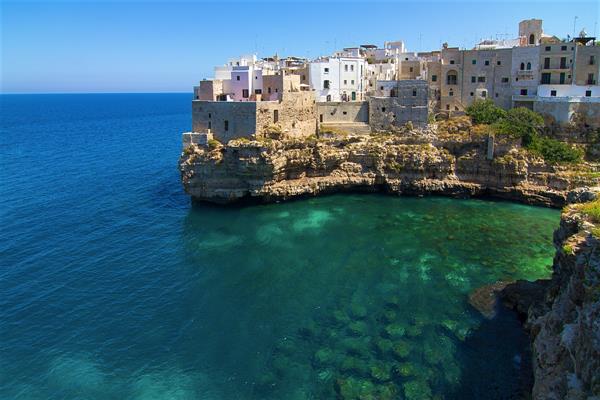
[344,80,347,84]
[446,104,450,110]
[268,87,272,94]
[449,90,454,97]
[520,89,528,95]
[409,67,413,72]
[470,92,474,96]
[273,110,279,123]
[208,113,211,119]
[431,75,437,82]
[527,62,531,70]
[382,107,386,112]
[224,120,229,131]
[324,68,329,73]
[344,65,348,72]
[590,56,596,65]
[501,77,509,83]
[412,90,417,96]
[561,45,567,51]
[471,76,476,83]
[520,62,525,70]
[275,88,278,93]
[585,90,592,97]
[484,60,490,66]
[454,106,459,111]
[380,86,384,90]
[351,80,354,84]
[472,59,476,64]
[242,89,249,98]
[495,93,498,98]
[236,75,240,81]
[343,111,347,115]
[255,89,262,94]
[545,46,551,51]
[478,76,486,82]
[450,60,455,64]
[481,90,487,98]
[208,121,211,129]
[301,74,306,81]
[351,65,354,71]
[324,80,330,89]
[550,90,557,97]
[497,60,501,66]
[255,76,258,80]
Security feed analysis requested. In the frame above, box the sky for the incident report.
[1,0,598,93]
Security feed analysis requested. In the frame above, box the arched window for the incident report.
[520,62,525,70]
[526,62,532,70]
[447,70,458,85]
[529,34,535,45]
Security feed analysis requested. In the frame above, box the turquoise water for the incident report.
[1,94,559,399]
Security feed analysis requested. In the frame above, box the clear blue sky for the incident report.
[1,0,598,93]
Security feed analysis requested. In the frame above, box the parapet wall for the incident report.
[192,101,257,143]
[534,99,600,128]
[316,101,369,123]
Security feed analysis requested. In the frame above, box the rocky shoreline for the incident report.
[179,130,599,399]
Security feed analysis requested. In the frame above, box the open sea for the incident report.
[0,93,560,399]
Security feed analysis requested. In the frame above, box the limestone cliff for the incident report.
[179,131,597,207]
[524,206,600,399]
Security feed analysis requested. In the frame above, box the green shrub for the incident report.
[580,198,600,223]
[562,244,574,255]
[494,107,545,145]
[465,100,507,124]
[527,135,583,164]
[208,138,221,149]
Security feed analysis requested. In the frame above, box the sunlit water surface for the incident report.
[0,94,559,399]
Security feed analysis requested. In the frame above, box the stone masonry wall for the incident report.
[256,91,317,139]
[316,101,369,123]
[192,101,257,143]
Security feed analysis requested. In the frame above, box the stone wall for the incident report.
[192,101,257,143]
[534,99,600,128]
[256,91,317,139]
[369,80,428,129]
[316,101,369,123]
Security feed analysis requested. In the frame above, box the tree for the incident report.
[465,100,507,124]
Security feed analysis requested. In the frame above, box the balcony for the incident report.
[516,70,535,80]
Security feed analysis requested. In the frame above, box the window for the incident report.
[351,91,356,101]
[471,76,476,83]
[520,62,525,70]
[431,75,438,82]
[324,80,330,89]
[273,110,279,123]
[541,73,551,84]
[208,113,211,119]
[242,89,249,98]
[351,80,354,85]
[585,90,592,97]
[324,68,329,73]
[544,58,550,69]
[484,60,490,66]
[529,34,535,44]
[470,92,474,96]
[344,80,347,84]
[561,45,567,51]
[446,104,450,110]
[527,62,531,70]
[495,93,498,97]
[255,76,258,80]
[236,75,240,81]
[268,87,272,94]
[409,67,413,72]
[343,111,347,115]
[472,59,476,64]
[447,71,458,85]
[481,90,487,98]
[560,57,566,69]
[545,46,551,51]
[380,86,384,90]
[326,95,331,101]
[224,120,229,131]
[477,76,486,82]
[382,107,386,112]
[449,90,454,97]
[590,56,596,65]
[208,121,211,129]
[412,89,417,96]
[301,75,306,81]
[588,73,596,85]
[454,106,459,111]
[275,88,278,93]
[559,72,565,84]
[255,89,262,94]
[520,89,528,95]
[497,60,501,66]
[550,90,557,97]
[501,77,509,83]
[351,65,354,71]
[345,65,348,72]
[450,60,455,64]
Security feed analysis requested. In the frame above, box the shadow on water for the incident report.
[450,305,533,400]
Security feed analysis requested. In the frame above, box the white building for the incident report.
[309,56,368,101]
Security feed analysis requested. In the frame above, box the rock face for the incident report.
[523,208,600,399]
[179,132,596,207]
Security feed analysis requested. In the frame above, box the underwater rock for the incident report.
[406,325,422,337]
[369,362,391,382]
[335,377,376,400]
[468,280,511,319]
[403,379,433,400]
[255,371,277,391]
[316,369,334,383]
[392,340,411,359]
[396,362,417,377]
[347,321,369,336]
[274,337,296,355]
[374,338,393,355]
[340,356,369,376]
[383,323,406,338]
[384,296,401,309]
[340,337,371,358]
[314,348,336,366]
[381,309,397,323]
[349,303,368,319]
[332,310,351,326]
[298,319,320,339]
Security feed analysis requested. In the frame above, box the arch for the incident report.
[446,70,458,85]
[520,62,525,70]
[526,62,532,70]
[529,34,535,45]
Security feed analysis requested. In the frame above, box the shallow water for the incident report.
[1,94,559,399]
